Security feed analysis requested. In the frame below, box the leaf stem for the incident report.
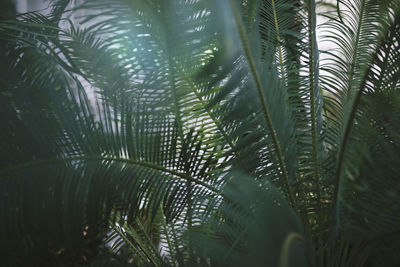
[271,0,287,80]
[279,232,305,267]
[110,221,160,267]
[307,4,323,261]
[0,156,222,195]
[228,0,296,209]
[333,0,366,207]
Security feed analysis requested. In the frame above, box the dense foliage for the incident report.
[1,0,399,266]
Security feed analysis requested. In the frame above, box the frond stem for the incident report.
[228,0,296,209]
[160,204,178,267]
[279,232,305,267]
[110,221,160,267]
[332,0,400,208]
[345,0,366,99]
[271,0,287,81]
[333,0,369,207]
[173,63,237,152]
[307,0,323,230]
[0,156,221,195]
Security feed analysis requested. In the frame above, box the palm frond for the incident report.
[0,4,224,263]
[187,172,308,267]
[1,0,400,265]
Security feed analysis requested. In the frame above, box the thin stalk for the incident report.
[110,221,160,267]
[160,205,178,267]
[333,0,379,208]
[271,0,287,81]
[173,63,237,152]
[279,232,305,267]
[0,156,221,195]
[333,5,400,207]
[307,0,322,216]
[134,217,162,259]
[296,178,317,267]
[345,0,366,100]
[228,0,296,209]
[307,1,323,266]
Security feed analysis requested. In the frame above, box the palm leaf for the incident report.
[1,0,400,266]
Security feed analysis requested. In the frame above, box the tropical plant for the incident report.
[1,0,399,266]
